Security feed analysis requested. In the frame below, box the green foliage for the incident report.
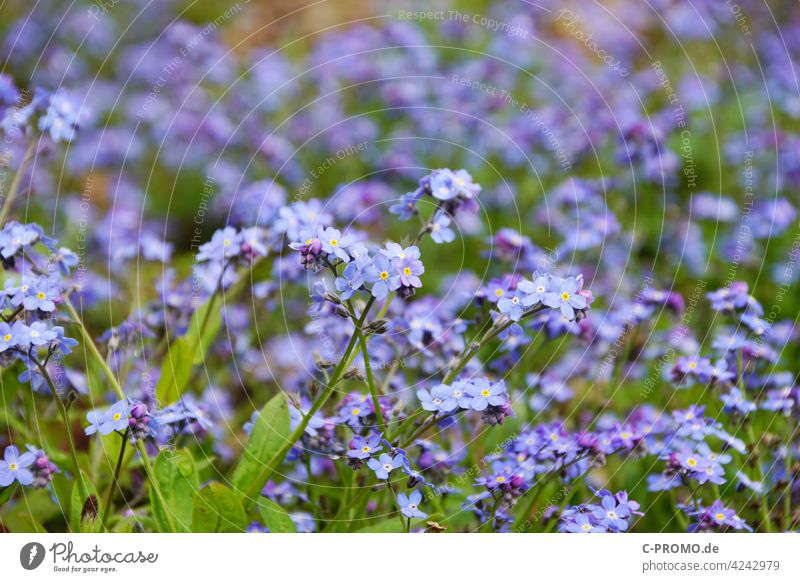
[191,482,247,533]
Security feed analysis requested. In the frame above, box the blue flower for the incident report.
[85,401,130,436]
[543,276,587,320]
[23,282,59,312]
[318,227,355,262]
[720,387,756,415]
[17,322,57,348]
[591,493,630,531]
[197,227,242,262]
[334,262,366,300]
[364,253,400,300]
[0,445,36,487]
[38,92,82,143]
[389,190,422,221]
[367,453,404,480]
[430,213,455,244]
[417,384,458,413]
[0,222,41,259]
[51,247,79,276]
[517,274,550,307]
[497,292,525,321]
[465,379,507,411]
[564,513,605,533]
[0,321,20,352]
[428,169,481,200]
[397,490,428,519]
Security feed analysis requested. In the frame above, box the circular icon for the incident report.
[20,542,46,570]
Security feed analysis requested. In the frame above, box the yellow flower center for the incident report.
[480,389,490,397]
[305,238,312,245]
[351,408,361,415]
[561,292,570,301]
[496,476,506,483]
[223,239,231,246]
[403,267,411,276]
[361,446,371,453]
[330,239,339,247]
[3,334,11,342]
[112,413,122,421]
[37,292,45,300]
[715,513,725,520]
[8,462,18,471]
[686,458,697,467]
[380,271,389,280]
[495,289,504,297]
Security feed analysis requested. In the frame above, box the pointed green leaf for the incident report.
[256,498,296,533]
[151,448,199,532]
[191,482,247,533]
[231,393,291,497]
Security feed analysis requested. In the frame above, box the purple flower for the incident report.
[543,276,587,320]
[347,434,383,460]
[0,445,36,487]
[394,251,424,289]
[367,453,404,480]
[397,490,428,519]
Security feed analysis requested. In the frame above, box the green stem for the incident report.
[348,298,385,432]
[243,301,373,504]
[784,442,794,530]
[101,429,129,528]
[63,297,125,401]
[35,357,88,501]
[62,296,173,529]
[0,139,37,225]
[745,422,774,532]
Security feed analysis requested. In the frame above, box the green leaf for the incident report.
[356,519,405,533]
[231,393,291,497]
[150,449,199,532]
[191,482,247,533]
[155,336,193,406]
[256,498,296,533]
[69,473,102,533]
[186,298,223,365]
[0,483,17,505]
[154,296,223,406]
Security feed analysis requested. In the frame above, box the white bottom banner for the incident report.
[1,533,797,581]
